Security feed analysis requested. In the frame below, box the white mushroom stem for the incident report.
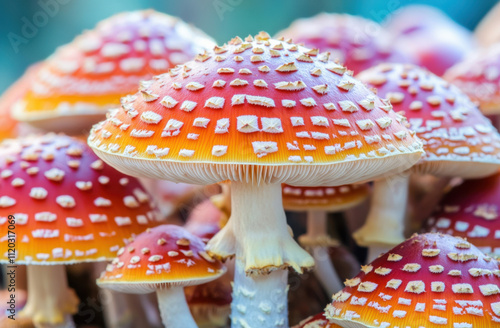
[353,172,410,263]
[301,210,343,295]
[207,182,314,327]
[156,287,197,328]
[231,259,288,328]
[21,265,79,328]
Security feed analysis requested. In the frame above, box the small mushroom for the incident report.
[11,10,215,134]
[283,184,369,294]
[325,233,500,327]
[423,171,500,257]
[294,313,340,328]
[97,224,226,328]
[0,134,162,327]
[356,63,500,261]
[88,32,424,327]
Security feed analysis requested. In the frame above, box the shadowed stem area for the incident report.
[157,287,197,328]
[304,210,343,295]
[21,265,79,328]
[353,172,410,263]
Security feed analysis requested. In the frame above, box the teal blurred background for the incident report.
[0,0,497,92]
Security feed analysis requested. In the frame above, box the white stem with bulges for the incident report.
[303,210,343,295]
[156,287,197,328]
[21,265,79,328]
[353,172,410,260]
[207,182,314,328]
[231,259,288,328]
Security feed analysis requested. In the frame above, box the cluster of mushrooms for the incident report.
[1,4,500,328]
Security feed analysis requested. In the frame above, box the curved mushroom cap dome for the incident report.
[88,32,424,186]
[0,134,163,264]
[12,10,215,133]
[97,224,226,293]
[358,63,500,178]
[326,233,500,328]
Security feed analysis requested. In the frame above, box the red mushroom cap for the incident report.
[282,183,369,212]
[423,171,500,257]
[88,32,423,187]
[97,224,226,293]
[385,5,477,76]
[12,10,215,132]
[444,45,500,115]
[276,13,412,75]
[357,63,500,178]
[0,134,162,264]
[326,233,500,327]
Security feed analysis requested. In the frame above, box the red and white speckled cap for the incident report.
[326,233,500,327]
[12,10,215,133]
[358,63,500,179]
[445,44,500,115]
[423,171,500,258]
[97,224,226,293]
[0,134,162,264]
[88,32,424,187]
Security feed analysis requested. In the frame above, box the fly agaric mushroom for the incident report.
[355,63,500,261]
[383,5,476,76]
[325,233,500,327]
[11,10,215,134]
[0,134,162,327]
[444,44,500,121]
[276,13,412,75]
[87,31,424,327]
[97,224,226,328]
[185,199,232,328]
[283,184,370,294]
[423,171,500,257]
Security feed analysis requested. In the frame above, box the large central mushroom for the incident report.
[87,32,424,327]
[356,63,500,261]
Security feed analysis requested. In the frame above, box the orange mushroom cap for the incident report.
[282,183,369,212]
[444,45,500,115]
[326,233,500,327]
[88,32,423,186]
[12,10,215,132]
[276,14,412,75]
[97,224,226,293]
[0,134,162,264]
[358,63,500,178]
[423,171,500,258]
